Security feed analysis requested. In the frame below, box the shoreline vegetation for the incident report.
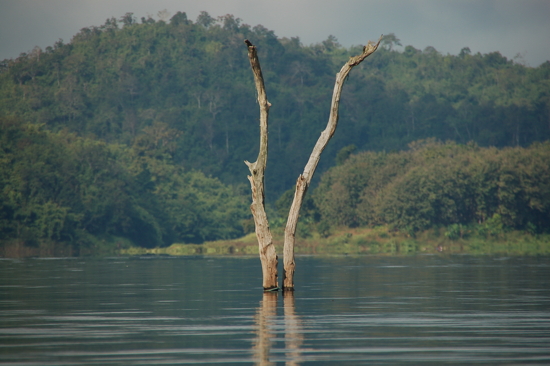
[6,225,547,258]
[122,227,550,257]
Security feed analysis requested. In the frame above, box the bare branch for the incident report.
[282,35,382,290]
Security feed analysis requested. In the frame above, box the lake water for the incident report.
[1,255,549,365]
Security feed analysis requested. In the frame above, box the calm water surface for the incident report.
[0,255,549,365]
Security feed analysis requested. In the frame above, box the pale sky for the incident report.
[1,0,549,67]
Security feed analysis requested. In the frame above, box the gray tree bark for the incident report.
[244,36,381,291]
[244,40,278,291]
[282,37,382,290]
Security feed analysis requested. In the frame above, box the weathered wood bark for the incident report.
[282,36,382,291]
[244,39,278,291]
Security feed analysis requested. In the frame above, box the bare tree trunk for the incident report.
[244,40,278,291]
[244,36,381,291]
[282,36,382,291]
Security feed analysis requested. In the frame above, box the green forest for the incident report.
[312,140,550,236]
[1,11,549,254]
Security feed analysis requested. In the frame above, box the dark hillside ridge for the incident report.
[1,11,548,200]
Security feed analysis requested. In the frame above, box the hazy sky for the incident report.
[1,0,549,67]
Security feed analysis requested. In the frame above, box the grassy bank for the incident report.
[4,226,548,258]
[121,226,550,257]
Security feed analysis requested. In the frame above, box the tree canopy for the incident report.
[0,116,247,250]
[313,140,550,235]
[1,14,548,201]
[1,11,549,251]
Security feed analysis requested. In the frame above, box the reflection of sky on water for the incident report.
[0,256,549,364]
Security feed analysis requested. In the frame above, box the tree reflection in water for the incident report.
[253,291,303,365]
[283,291,304,366]
[253,292,277,365]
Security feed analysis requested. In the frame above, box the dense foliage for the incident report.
[313,140,550,235]
[0,11,549,250]
[0,117,247,249]
[1,11,548,201]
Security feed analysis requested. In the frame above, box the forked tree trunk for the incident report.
[244,40,278,291]
[244,37,381,291]
[282,37,381,291]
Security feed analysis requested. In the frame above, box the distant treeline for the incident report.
[1,11,549,251]
[1,117,548,251]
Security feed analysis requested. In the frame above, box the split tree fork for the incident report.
[244,36,382,292]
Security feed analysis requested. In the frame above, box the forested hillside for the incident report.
[1,11,549,251]
[0,116,247,251]
[2,11,549,197]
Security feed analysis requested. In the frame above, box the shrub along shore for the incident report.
[2,225,548,258]
[121,226,550,257]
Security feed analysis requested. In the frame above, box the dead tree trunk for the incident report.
[282,37,382,291]
[244,40,278,291]
[244,36,381,291]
